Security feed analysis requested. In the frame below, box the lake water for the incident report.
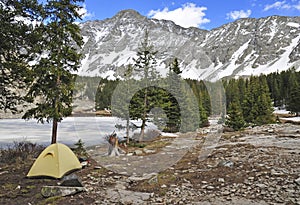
[0,117,156,148]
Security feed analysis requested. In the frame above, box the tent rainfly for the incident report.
[27,143,82,179]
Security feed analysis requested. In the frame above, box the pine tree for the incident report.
[242,76,274,126]
[287,71,300,116]
[163,58,182,132]
[95,78,119,110]
[111,65,134,143]
[23,0,84,144]
[169,57,181,75]
[255,76,274,125]
[0,0,41,113]
[132,30,158,141]
[226,97,245,131]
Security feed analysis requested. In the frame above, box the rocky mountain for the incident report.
[78,9,300,80]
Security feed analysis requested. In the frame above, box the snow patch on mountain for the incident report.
[287,22,300,28]
[78,11,300,80]
[238,35,300,76]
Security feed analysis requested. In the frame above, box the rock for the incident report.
[41,186,85,197]
[218,160,234,168]
[156,197,164,203]
[133,150,143,155]
[256,184,267,189]
[113,175,122,179]
[295,177,300,186]
[174,187,181,194]
[60,174,83,187]
[222,190,230,196]
[271,169,283,176]
[0,171,9,175]
[218,178,225,183]
[248,176,255,180]
[161,184,167,188]
[206,186,214,190]
[128,173,157,182]
[143,149,156,154]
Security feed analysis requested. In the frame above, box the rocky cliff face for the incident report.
[79,10,300,80]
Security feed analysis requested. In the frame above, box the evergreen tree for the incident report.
[242,76,274,126]
[287,71,300,116]
[0,0,41,113]
[169,57,181,75]
[237,78,246,106]
[256,76,274,125]
[163,58,182,132]
[132,30,158,141]
[225,79,239,109]
[225,97,245,131]
[23,0,84,144]
[178,81,200,132]
[111,65,134,143]
[95,78,119,110]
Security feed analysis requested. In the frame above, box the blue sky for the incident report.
[79,0,300,30]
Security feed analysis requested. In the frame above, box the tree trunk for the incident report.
[126,117,130,144]
[51,75,60,144]
[139,87,148,142]
[107,134,120,156]
[51,119,58,144]
[108,144,120,156]
[139,119,146,142]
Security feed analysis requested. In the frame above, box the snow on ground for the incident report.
[238,35,300,76]
[160,133,178,137]
[281,117,300,122]
[273,108,290,115]
[273,108,300,122]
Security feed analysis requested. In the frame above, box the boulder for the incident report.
[295,177,300,186]
[41,186,86,197]
[133,150,143,155]
[60,174,83,187]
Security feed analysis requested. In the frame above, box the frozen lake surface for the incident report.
[0,117,156,148]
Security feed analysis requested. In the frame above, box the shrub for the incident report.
[73,139,88,158]
[0,141,45,164]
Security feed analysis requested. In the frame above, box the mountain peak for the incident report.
[114,9,143,19]
[79,13,300,80]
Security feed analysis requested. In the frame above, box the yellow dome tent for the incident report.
[27,143,82,179]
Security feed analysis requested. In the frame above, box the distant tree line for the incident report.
[224,68,300,131]
[89,65,211,134]
[86,68,300,133]
[266,68,300,115]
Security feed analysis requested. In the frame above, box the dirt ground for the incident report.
[0,123,299,205]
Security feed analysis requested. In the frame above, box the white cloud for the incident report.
[263,1,291,11]
[264,1,285,11]
[263,0,300,11]
[148,3,210,28]
[294,1,300,10]
[226,10,252,20]
[77,3,94,19]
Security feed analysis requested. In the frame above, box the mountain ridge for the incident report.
[78,10,300,80]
